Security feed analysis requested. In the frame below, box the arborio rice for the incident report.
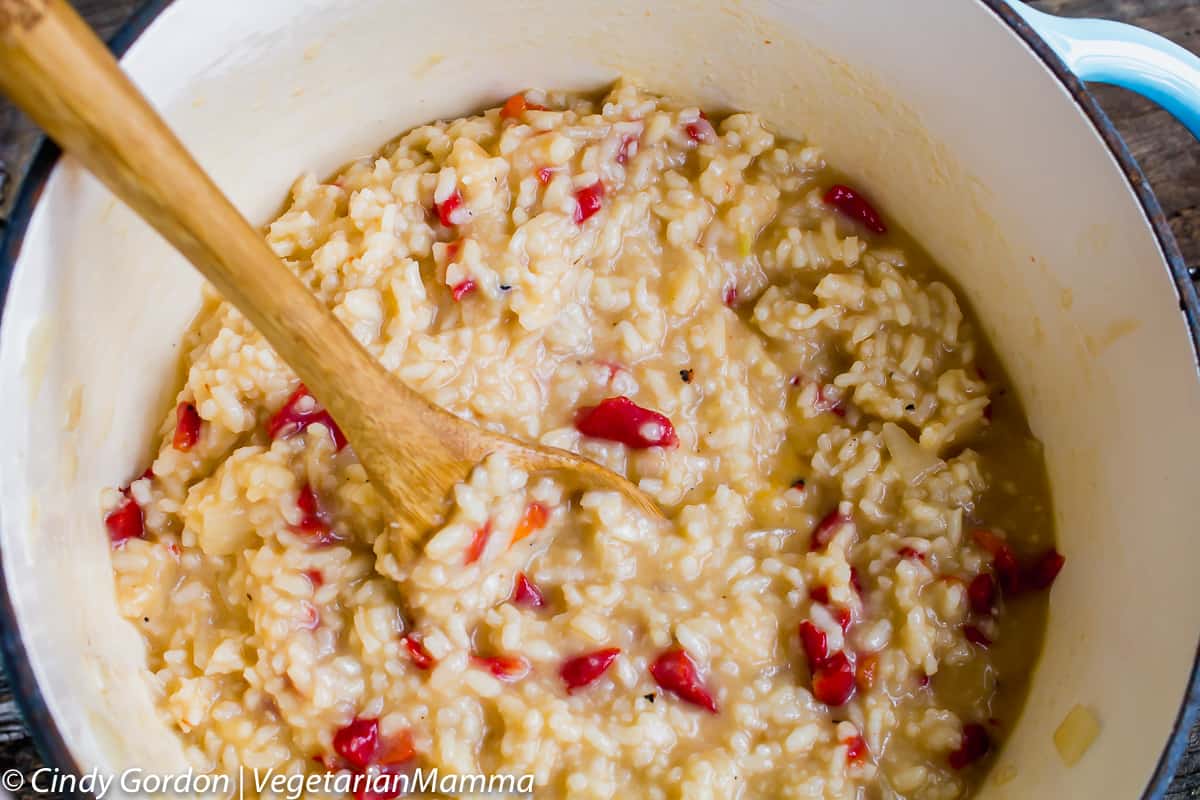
[106,82,1064,799]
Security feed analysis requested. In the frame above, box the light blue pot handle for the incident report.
[1004,0,1200,140]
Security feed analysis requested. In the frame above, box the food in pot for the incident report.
[107,82,1062,799]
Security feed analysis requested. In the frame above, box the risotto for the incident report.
[105,82,1063,799]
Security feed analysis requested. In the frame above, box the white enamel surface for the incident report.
[1,0,1198,797]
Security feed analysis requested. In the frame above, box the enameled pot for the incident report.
[2,1,1200,797]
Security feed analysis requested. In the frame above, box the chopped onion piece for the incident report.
[1054,704,1100,766]
[882,422,942,485]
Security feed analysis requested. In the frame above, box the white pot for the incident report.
[2,1,1199,797]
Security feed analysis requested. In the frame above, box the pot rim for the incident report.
[0,0,1196,796]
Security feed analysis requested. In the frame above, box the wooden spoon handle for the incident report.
[0,0,390,411]
[0,0,470,493]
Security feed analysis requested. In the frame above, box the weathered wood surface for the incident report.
[0,0,1198,797]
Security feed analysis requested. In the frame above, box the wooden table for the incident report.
[0,0,1198,797]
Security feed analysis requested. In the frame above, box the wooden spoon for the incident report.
[0,0,662,545]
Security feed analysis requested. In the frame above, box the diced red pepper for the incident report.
[810,508,853,552]
[649,648,718,713]
[898,546,925,562]
[512,572,546,609]
[575,396,678,449]
[500,93,545,119]
[616,135,638,164]
[824,184,887,235]
[377,729,415,766]
[949,723,991,769]
[464,520,493,565]
[963,625,991,648]
[560,648,621,693]
[536,166,555,185]
[994,546,1023,595]
[268,385,348,451]
[685,118,716,144]
[295,483,338,545]
[450,279,476,301]
[333,717,379,769]
[856,654,878,691]
[809,586,830,605]
[472,654,530,682]
[172,402,202,451]
[834,606,853,633]
[574,181,606,224]
[798,620,829,666]
[304,569,324,588]
[723,285,738,307]
[299,601,320,631]
[511,502,550,545]
[815,384,847,417]
[436,189,465,227]
[105,489,144,547]
[973,530,1023,594]
[811,651,856,706]
[972,529,1005,556]
[968,573,997,615]
[402,633,435,670]
[1025,548,1066,591]
[844,734,868,763]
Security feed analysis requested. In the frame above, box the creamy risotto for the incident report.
[105,82,1064,799]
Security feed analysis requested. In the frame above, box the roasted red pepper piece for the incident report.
[949,723,991,769]
[575,396,678,449]
[436,188,465,227]
[798,620,829,666]
[824,184,887,234]
[464,520,493,565]
[172,402,202,451]
[967,573,997,615]
[472,654,530,682]
[500,93,545,119]
[560,648,621,693]
[1025,548,1066,590]
[268,385,348,451]
[450,279,476,301]
[574,181,606,224]
[333,717,379,769]
[811,651,856,706]
[105,488,144,547]
[511,503,549,545]
[844,734,868,763]
[963,624,992,648]
[685,117,716,144]
[649,647,718,713]
[810,508,853,552]
[512,572,546,609]
[401,633,435,670]
[295,484,338,545]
